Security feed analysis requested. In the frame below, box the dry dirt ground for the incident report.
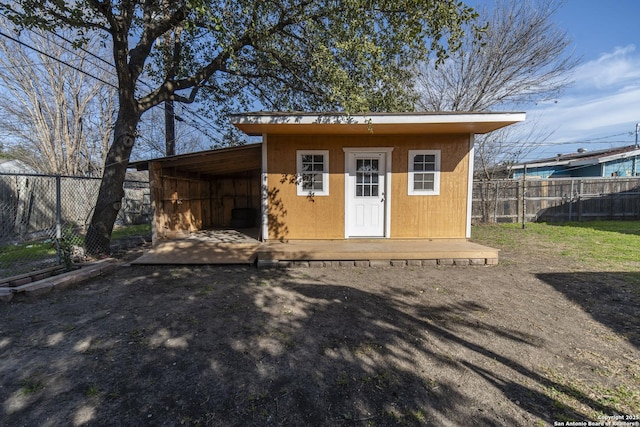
[1,242,639,426]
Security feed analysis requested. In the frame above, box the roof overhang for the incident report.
[129,143,262,176]
[511,146,640,170]
[570,148,640,166]
[230,112,526,136]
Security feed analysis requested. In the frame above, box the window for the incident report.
[297,150,329,196]
[408,150,440,195]
[355,158,379,197]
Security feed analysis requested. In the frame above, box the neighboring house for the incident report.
[137,112,524,245]
[510,145,640,179]
[0,159,37,174]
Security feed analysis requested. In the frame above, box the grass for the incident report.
[1,223,151,278]
[472,220,640,271]
[542,367,640,420]
[0,241,56,267]
[112,223,151,239]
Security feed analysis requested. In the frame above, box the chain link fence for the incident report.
[0,172,150,281]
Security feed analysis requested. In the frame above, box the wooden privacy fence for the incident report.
[472,177,640,223]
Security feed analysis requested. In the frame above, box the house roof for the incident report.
[129,143,262,176]
[0,158,37,173]
[511,145,640,170]
[230,112,526,136]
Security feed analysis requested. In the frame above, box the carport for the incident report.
[130,144,263,264]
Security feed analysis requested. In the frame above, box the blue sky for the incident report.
[518,0,640,160]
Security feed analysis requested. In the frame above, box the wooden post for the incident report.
[522,165,527,229]
[149,162,163,245]
[577,180,583,221]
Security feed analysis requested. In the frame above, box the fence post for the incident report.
[569,179,574,221]
[55,175,62,265]
[577,180,583,221]
[522,165,527,229]
[493,181,499,223]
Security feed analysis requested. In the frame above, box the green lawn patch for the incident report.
[472,220,640,271]
[112,223,151,240]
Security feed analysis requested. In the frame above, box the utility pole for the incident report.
[163,0,178,157]
[165,100,175,156]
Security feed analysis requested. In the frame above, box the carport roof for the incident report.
[129,143,261,176]
[230,111,526,136]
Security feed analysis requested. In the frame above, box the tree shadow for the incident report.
[537,271,640,349]
[1,266,633,426]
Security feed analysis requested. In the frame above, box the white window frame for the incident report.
[296,150,329,196]
[408,149,440,196]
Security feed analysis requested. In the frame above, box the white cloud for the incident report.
[573,44,640,90]
[524,45,640,144]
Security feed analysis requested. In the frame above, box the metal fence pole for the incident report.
[55,175,62,265]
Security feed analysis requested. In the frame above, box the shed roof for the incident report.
[230,112,526,136]
[130,143,261,176]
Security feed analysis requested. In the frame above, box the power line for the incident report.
[35,31,116,78]
[1,28,224,147]
[47,31,114,69]
[0,30,117,89]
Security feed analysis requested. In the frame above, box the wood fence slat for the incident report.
[472,177,640,223]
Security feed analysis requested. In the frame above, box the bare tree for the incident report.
[133,105,210,160]
[474,121,553,222]
[414,0,578,223]
[416,0,578,222]
[0,21,116,175]
[415,0,578,112]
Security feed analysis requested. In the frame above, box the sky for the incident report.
[515,0,640,160]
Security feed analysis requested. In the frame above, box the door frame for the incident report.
[343,147,393,238]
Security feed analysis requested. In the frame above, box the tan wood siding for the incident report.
[266,134,471,240]
[266,135,346,239]
[391,135,470,238]
[150,162,260,238]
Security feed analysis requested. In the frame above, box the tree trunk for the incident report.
[85,104,140,255]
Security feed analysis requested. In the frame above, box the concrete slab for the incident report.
[132,229,262,265]
[132,241,262,265]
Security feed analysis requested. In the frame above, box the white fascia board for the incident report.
[569,149,640,166]
[231,112,526,126]
[511,160,571,170]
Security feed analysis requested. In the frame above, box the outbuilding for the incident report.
[135,112,525,266]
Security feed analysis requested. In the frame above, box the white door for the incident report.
[346,152,386,237]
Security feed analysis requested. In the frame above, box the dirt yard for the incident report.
[1,237,639,426]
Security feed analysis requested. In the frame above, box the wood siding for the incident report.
[150,162,260,240]
[265,134,471,240]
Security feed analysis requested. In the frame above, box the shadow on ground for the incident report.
[537,271,640,349]
[1,265,634,426]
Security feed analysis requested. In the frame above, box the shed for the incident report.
[135,112,525,266]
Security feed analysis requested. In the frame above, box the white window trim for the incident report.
[408,149,440,196]
[296,150,329,196]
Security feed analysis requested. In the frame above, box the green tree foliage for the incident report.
[0,0,477,254]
